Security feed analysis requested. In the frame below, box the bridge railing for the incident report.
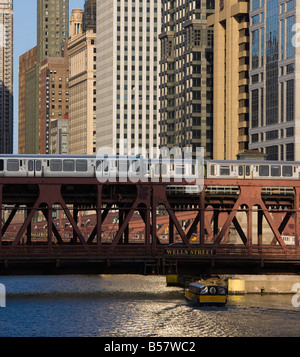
[0,244,299,258]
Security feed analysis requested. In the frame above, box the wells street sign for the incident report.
[164,248,216,256]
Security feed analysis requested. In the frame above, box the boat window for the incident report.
[220,165,230,175]
[238,166,243,176]
[210,164,215,176]
[245,166,251,176]
[259,165,269,176]
[282,166,293,177]
[7,159,19,171]
[28,160,34,172]
[76,160,87,172]
[36,160,42,171]
[50,160,62,171]
[63,160,75,172]
[271,165,281,177]
[0,159,3,171]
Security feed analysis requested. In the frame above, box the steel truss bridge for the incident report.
[0,177,300,275]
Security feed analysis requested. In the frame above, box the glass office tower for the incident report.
[249,0,299,160]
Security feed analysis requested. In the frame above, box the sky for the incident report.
[13,0,85,153]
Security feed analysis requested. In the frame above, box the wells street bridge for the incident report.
[0,176,300,275]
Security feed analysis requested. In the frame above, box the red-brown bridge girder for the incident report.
[0,177,299,260]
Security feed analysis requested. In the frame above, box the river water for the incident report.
[0,274,299,338]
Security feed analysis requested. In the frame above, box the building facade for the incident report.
[50,118,69,154]
[208,0,250,160]
[68,3,96,154]
[37,0,69,63]
[249,0,300,160]
[39,50,69,154]
[0,0,13,153]
[96,0,161,157]
[19,0,69,154]
[159,0,215,159]
[18,47,37,154]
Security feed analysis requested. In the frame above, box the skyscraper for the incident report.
[159,0,215,159]
[19,0,69,154]
[37,0,69,63]
[68,2,97,154]
[249,0,299,160]
[208,0,250,160]
[0,0,13,153]
[96,0,161,157]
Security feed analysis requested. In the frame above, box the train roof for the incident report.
[205,160,300,165]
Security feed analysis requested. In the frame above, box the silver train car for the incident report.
[0,155,299,181]
[205,160,300,180]
[0,155,199,181]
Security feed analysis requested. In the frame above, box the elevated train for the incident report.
[0,155,299,181]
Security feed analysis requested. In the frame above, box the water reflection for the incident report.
[0,275,299,337]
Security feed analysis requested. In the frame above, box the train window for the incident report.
[282,166,293,177]
[36,160,42,171]
[50,160,62,171]
[63,160,75,171]
[96,160,103,171]
[28,160,34,172]
[238,166,243,176]
[0,159,3,171]
[131,160,140,173]
[245,166,250,176]
[118,160,129,172]
[271,165,281,177]
[192,164,195,176]
[259,165,269,176]
[220,165,230,175]
[175,166,185,175]
[76,160,88,172]
[210,165,215,176]
[7,159,19,171]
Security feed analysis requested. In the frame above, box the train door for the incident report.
[28,160,34,177]
[237,165,252,179]
[245,165,252,179]
[96,159,110,178]
[28,160,42,177]
[35,160,42,177]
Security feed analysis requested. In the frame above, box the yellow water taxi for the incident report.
[185,280,227,306]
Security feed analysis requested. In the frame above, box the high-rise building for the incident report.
[19,47,37,154]
[19,0,69,154]
[37,0,69,63]
[159,0,215,159]
[39,49,69,154]
[249,0,299,161]
[0,0,13,153]
[208,0,250,160]
[68,2,96,154]
[96,0,161,157]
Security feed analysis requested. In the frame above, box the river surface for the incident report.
[0,274,299,337]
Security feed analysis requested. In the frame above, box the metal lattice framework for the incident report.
[0,177,300,273]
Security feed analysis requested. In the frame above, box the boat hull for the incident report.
[185,289,227,306]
